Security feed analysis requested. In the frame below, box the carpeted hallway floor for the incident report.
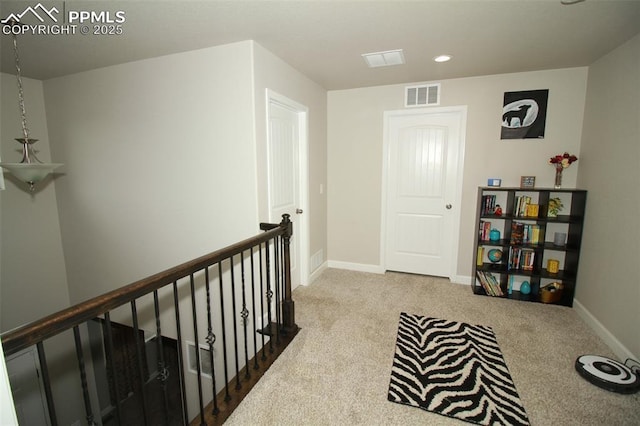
[225,268,640,425]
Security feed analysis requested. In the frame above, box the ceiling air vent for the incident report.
[405,84,440,107]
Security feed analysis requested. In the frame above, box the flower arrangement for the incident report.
[549,152,578,169]
[548,197,564,217]
[549,152,578,188]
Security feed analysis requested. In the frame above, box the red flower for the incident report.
[549,152,578,168]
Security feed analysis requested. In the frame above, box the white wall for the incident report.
[43,41,259,304]
[0,73,70,331]
[0,72,81,426]
[251,41,328,280]
[575,34,639,359]
[327,67,588,278]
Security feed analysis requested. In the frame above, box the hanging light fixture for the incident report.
[1,19,62,192]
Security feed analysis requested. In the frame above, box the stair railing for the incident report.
[1,214,298,426]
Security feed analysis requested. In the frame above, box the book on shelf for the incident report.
[476,271,493,295]
[514,196,529,217]
[510,222,541,245]
[525,204,539,217]
[507,247,516,270]
[514,196,540,218]
[521,249,535,271]
[487,272,504,296]
[476,271,503,296]
[482,195,497,215]
[530,226,541,244]
[479,220,492,241]
[477,246,484,266]
[507,247,535,271]
[511,222,524,244]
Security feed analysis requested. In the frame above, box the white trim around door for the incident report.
[265,89,310,287]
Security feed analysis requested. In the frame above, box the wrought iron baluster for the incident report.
[204,266,219,415]
[36,342,58,426]
[274,235,282,344]
[130,300,150,426]
[153,290,170,426]
[258,242,267,360]
[189,274,206,426]
[250,247,259,369]
[229,256,241,390]
[72,325,96,426]
[101,312,122,425]
[218,262,231,402]
[240,251,250,379]
[265,238,274,353]
[172,281,189,426]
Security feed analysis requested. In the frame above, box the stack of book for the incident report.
[522,224,541,244]
[476,271,504,296]
[507,247,535,271]
[511,222,525,244]
[510,222,541,245]
[482,195,497,215]
[479,220,492,241]
[514,195,539,217]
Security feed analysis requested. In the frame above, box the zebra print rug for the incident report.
[388,313,530,425]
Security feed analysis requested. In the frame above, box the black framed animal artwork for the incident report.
[501,89,549,139]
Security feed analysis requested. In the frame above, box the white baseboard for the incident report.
[308,261,328,284]
[573,298,638,362]
[327,260,385,274]
[324,264,471,283]
[451,274,471,285]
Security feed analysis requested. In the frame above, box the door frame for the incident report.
[265,89,310,286]
[380,106,467,280]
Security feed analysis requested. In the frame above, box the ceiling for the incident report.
[1,0,639,90]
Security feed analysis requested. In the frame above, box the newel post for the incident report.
[280,214,298,334]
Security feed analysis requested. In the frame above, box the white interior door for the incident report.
[383,108,466,278]
[267,92,308,289]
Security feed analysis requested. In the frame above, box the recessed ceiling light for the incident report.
[362,49,405,68]
[433,55,452,63]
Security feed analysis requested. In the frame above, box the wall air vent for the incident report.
[405,84,440,107]
[187,342,212,377]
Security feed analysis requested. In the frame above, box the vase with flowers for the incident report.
[549,152,578,188]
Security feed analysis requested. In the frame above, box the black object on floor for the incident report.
[575,355,640,394]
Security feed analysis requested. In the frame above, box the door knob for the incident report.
[446,204,452,209]
[296,208,304,214]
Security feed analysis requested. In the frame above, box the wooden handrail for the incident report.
[1,220,289,357]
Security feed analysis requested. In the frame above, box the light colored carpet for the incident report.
[225,268,640,425]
